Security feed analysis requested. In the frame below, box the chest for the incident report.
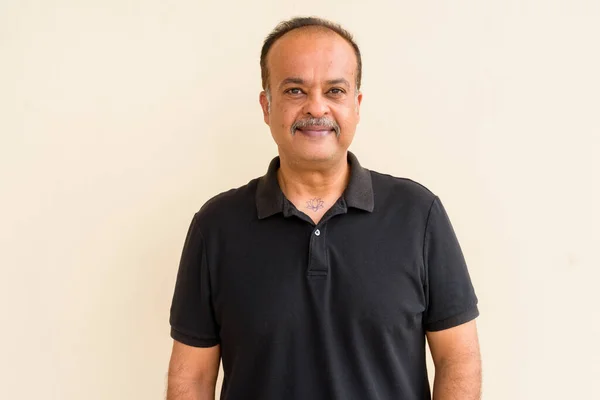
[208,215,427,343]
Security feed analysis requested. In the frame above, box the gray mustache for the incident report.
[291,117,341,137]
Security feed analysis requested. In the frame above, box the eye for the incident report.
[285,88,304,95]
[328,88,345,95]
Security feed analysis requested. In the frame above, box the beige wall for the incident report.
[1,1,599,399]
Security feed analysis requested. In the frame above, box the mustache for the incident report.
[291,117,341,137]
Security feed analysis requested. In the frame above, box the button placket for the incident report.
[307,224,328,278]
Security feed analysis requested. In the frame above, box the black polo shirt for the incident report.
[169,151,479,400]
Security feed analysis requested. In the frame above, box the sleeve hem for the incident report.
[425,305,479,332]
[170,327,220,348]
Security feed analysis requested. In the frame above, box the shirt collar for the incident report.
[256,151,374,219]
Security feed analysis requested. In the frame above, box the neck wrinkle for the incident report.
[276,153,351,200]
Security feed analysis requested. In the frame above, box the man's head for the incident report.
[259,17,363,164]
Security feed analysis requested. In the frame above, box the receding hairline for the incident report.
[260,17,362,93]
[263,26,359,92]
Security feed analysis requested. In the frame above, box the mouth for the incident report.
[295,126,334,137]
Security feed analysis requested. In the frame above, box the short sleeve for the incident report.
[169,213,220,347]
[423,197,479,332]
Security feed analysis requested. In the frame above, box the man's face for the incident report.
[260,28,362,164]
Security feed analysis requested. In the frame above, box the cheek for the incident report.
[334,106,359,130]
[279,107,300,127]
[269,106,295,133]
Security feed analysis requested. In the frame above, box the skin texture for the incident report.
[259,27,362,165]
[166,341,220,400]
[427,320,482,399]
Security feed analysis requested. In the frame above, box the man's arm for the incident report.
[426,320,482,400]
[167,340,221,400]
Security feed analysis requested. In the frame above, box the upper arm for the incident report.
[168,213,221,396]
[170,213,220,346]
[426,320,480,368]
[168,340,221,386]
[423,196,479,331]
[422,196,481,367]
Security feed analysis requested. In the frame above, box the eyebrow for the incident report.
[279,77,305,89]
[325,78,350,88]
[278,77,351,89]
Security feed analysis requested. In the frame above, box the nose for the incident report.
[302,92,329,118]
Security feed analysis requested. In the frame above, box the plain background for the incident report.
[1,1,599,399]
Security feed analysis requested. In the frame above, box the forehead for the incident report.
[267,28,357,86]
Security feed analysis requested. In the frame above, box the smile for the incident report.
[296,126,334,137]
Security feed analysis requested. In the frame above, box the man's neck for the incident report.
[276,153,350,223]
[277,153,350,198]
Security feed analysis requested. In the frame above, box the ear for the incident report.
[355,91,363,123]
[259,91,270,125]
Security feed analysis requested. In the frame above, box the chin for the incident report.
[279,137,352,164]
[295,147,343,163]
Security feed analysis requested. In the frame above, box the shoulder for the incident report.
[193,178,260,230]
[369,169,437,212]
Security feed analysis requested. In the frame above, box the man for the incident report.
[167,17,481,400]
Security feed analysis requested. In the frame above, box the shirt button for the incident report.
[314,229,321,236]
